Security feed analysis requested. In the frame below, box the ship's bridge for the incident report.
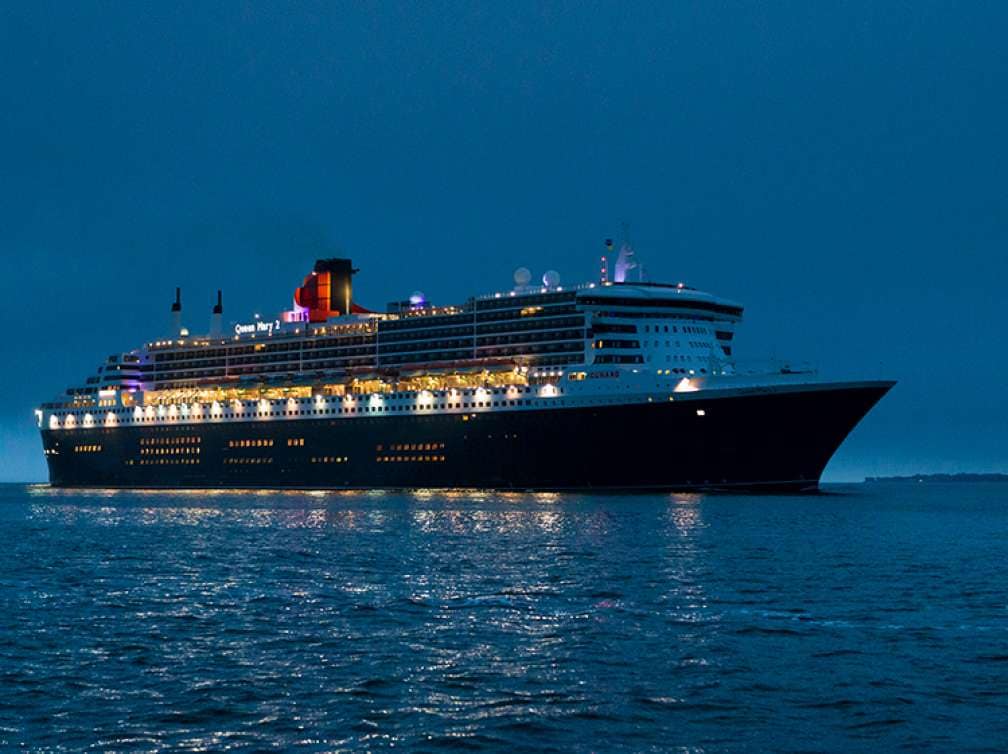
[576,281,743,319]
[575,281,743,373]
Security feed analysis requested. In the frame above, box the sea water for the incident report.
[1,482,1005,752]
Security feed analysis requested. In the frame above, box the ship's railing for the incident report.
[728,358,817,377]
[474,281,604,301]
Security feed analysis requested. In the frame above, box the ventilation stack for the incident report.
[170,288,182,337]
[210,290,223,337]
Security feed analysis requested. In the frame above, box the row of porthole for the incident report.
[140,447,200,455]
[131,458,200,466]
[377,442,446,452]
[376,455,446,463]
[228,439,275,448]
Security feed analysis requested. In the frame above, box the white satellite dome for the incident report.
[513,267,532,286]
[542,270,560,288]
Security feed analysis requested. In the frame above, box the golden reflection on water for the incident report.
[24,484,590,534]
[22,486,711,555]
[27,484,388,501]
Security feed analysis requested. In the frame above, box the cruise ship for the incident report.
[35,244,893,491]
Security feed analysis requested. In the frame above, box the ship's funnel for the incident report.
[294,258,358,322]
[170,287,182,337]
[210,290,223,336]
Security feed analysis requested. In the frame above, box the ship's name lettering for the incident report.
[235,319,281,336]
[588,370,620,379]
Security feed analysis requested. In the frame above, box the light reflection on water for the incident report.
[23,485,656,535]
[5,484,1005,751]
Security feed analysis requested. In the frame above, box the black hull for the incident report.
[40,382,893,493]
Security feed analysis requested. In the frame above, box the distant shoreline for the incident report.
[865,473,1008,483]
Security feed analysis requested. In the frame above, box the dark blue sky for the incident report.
[2,2,1005,482]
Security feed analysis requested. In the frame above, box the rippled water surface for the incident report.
[1,483,1006,752]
